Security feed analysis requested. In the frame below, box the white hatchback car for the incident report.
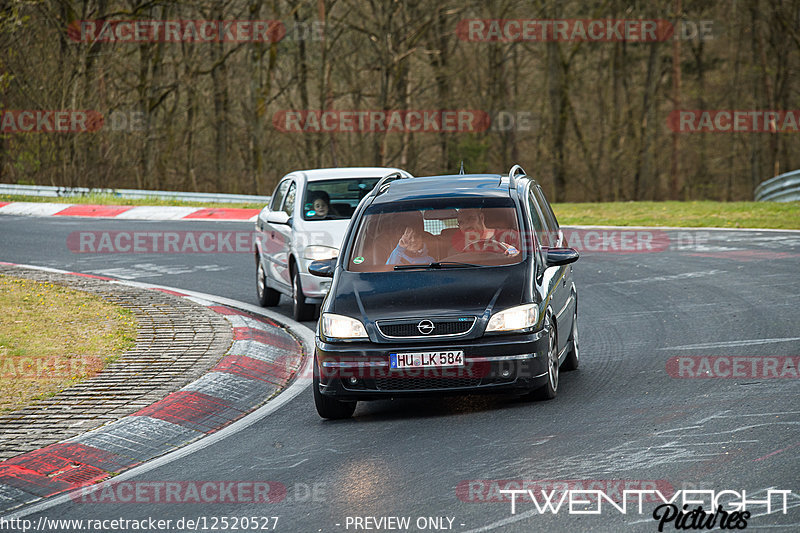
[255,167,411,321]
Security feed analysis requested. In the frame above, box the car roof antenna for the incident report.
[459,160,465,175]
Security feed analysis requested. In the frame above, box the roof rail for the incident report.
[508,164,526,190]
[373,171,407,196]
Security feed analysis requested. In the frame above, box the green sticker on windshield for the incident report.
[353,256,364,264]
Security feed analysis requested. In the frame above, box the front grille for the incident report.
[376,317,475,338]
[374,377,481,390]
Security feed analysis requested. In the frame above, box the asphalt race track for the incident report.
[1,216,799,532]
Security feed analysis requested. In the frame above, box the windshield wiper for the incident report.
[393,261,482,270]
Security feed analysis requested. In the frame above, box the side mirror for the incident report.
[308,258,336,278]
[266,211,291,226]
[256,206,270,230]
[544,247,580,267]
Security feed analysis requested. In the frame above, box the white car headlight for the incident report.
[485,304,539,333]
[321,313,368,339]
[304,245,339,261]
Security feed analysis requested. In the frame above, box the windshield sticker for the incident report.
[353,256,364,264]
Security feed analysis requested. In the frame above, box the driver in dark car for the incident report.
[450,208,520,256]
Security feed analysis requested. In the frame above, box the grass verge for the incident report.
[553,201,800,230]
[0,275,138,413]
[0,192,263,209]
[2,193,798,229]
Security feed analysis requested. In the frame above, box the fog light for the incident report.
[349,377,359,385]
[501,369,511,377]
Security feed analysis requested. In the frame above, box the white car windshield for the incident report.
[303,178,381,221]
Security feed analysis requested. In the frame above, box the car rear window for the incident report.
[302,178,381,220]
[347,198,523,272]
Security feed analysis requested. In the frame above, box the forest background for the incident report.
[1,0,798,202]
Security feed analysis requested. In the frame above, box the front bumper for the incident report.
[315,330,549,400]
[299,270,332,303]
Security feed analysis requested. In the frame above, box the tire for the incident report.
[313,357,356,419]
[292,268,316,322]
[256,260,280,307]
[531,316,558,400]
[561,301,579,371]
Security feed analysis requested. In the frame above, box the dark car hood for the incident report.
[330,264,529,323]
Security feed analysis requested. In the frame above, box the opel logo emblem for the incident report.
[417,320,435,335]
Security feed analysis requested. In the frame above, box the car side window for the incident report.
[270,180,291,211]
[282,181,297,216]
[532,185,560,245]
[527,188,553,247]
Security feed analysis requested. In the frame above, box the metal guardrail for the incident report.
[0,183,270,204]
[754,170,800,202]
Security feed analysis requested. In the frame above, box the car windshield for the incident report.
[302,178,381,220]
[347,197,523,272]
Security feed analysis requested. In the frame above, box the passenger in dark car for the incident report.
[386,217,436,265]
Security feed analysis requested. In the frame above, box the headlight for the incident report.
[304,245,339,261]
[321,313,368,339]
[485,304,539,333]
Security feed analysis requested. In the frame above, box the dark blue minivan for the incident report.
[308,166,580,419]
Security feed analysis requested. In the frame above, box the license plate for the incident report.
[390,351,465,369]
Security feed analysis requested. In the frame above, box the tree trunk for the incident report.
[670,0,682,200]
[633,42,662,201]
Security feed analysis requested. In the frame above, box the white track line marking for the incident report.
[659,337,800,350]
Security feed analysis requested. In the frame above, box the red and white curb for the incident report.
[0,202,259,222]
[0,263,310,514]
